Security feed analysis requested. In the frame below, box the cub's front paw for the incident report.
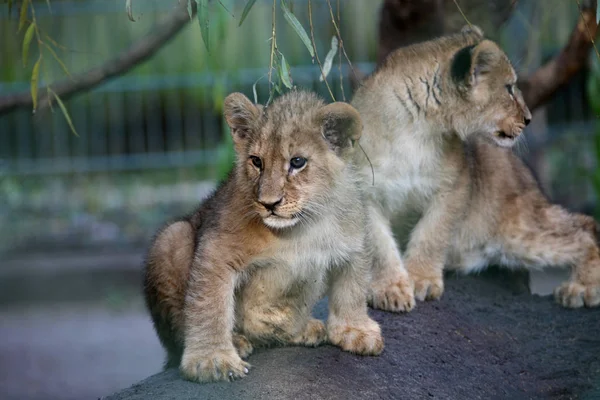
[180,348,250,382]
[369,278,415,313]
[412,273,444,301]
[554,281,600,308]
[291,318,328,347]
[232,333,254,359]
[328,319,384,356]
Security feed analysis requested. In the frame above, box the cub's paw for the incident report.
[292,318,328,347]
[328,319,384,356]
[369,278,415,313]
[180,348,250,382]
[232,333,254,359]
[412,273,444,302]
[554,281,600,308]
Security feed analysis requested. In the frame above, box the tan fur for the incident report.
[352,26,600,310]
[144,90,383,383]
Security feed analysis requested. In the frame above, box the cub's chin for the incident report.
[262,215,300,230]
[488,130,520,148]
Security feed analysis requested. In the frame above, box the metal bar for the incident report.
[5,150,221,176]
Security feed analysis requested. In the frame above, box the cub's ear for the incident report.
[451,40,503,88]
[223,92,263,147]
[316,102,362,153]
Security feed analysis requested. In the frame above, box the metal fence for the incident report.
[0,63,371,176]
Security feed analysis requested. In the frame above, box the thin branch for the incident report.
[452,0,473,28]
[0,0,194,116]
[575,0,600,62]
[267,0,277,104]
[308,0,335,101]
[326,0,357,92]
[335,0,345,101]
[519,0,598,111]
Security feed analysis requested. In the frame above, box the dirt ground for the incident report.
[105,269,600,400]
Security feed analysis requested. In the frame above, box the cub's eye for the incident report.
[290,157,307,170]
[506,84,514,96]
[249,156,262,169]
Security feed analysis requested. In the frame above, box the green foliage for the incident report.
[49,88,78,137]
[125,0,136,21]
[320,36,338,82]
[196,0,211,52]
[22,22,34,67]
[238,0,257,26]
[3,0,376,153]
[30,54,40,111]
[281,0,314,58]
[18,0,29,32]
[279,53,292,89]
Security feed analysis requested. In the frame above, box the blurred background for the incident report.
[0,0,598,399]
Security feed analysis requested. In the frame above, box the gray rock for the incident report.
[105,270,600,400]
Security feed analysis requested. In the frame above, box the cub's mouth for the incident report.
[262,213,300,230]
[490,130,519,148]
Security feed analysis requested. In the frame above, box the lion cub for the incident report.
[352,25,600,310]
[144,91,383,383]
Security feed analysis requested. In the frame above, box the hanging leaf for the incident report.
[31,55,41,113]
[44,33,68,51]
[43,43,72,78]
[274,79,282,94]
[22,22,35,67]
[18,0,30,32]
[196,0,210,52]
[49,89,79,137]
[187,0,193,19]
[320,36,338,82]
[279,53,293,89]
[252,74,266,104]
[281,0,314,58]
[238,0,256,26]
[125,0,137,21]
[45,0,52,13]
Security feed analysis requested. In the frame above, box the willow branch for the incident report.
[0,0,193,116]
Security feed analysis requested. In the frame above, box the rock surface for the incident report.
[105,271,600,400]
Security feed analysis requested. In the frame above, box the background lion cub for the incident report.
[144,91,383,383]
[353,26,600,310]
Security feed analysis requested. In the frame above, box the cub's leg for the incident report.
[498,200,600,308]
[144,220,195,369]
[238,271,327,348]
[232,333,254,359]
[327,254,384,356]
[179,242,250,383]
[367,205,415,312]
[405,184,467,302]
[240,302,327,348]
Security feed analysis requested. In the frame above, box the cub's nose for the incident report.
[524,117,531,126]
[259,198,282,212]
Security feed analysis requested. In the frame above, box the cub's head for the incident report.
[450,36,532,147]
[223,91,362,230]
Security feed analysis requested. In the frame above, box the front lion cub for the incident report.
[144,91,382,383]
